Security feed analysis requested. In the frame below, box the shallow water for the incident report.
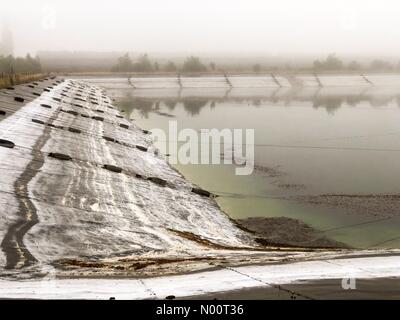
[86,77,400,249]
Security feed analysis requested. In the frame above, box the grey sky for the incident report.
[2,0,400,57]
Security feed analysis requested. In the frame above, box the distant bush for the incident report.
[182,56,207,72]
[133,54,153,72]
[164,61,177,72]
[347,60,362,71]
[370,59,393,71]
[209,62,216,71]
[313,54,343,71]
[111,53,134,72]
[253,64,261,72]
[111,53,154,72]
[0,54,42,74]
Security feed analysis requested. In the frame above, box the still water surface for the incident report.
[89,78,400,249]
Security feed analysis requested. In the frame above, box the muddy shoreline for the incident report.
[236,217,348,249]
[183,277,400,300]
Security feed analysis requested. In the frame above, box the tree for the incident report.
[164,61,177,72]
[111,53,133,72]
[370,59,393,71]
[253,64,261,73]
[182,56,207,72]
[133,54,153,72]
[209,62,216,71]
[0,54,41,74]
[111,53,154,72]
[348,60,361,71]
[313,54,343,71]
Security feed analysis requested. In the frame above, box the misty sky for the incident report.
[2,0,400,57]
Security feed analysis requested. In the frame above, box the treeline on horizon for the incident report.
[0,54,42,74]
[111,54,209,73]
[110,53,400,73]
[10,50,400,74]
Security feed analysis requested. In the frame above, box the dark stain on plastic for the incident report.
[40,104,52,109]
[66,110,79,116]
[148,177,167,187]
[120,123,129,129]
[103,136,116,143]
[0,139,15,149]
[49,153,72,161]
[14,97,25,103]
[48,123,63,129]
[136,145,148,152]
[103,164,122,173]
[92,116,104,121]
[191,188,212,198]
[32,119,45,125]
[68,127,81,134]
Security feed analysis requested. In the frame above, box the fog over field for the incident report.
[1,0,400,58]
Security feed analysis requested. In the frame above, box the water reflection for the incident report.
[113,86,400,118]
[107,83,400,249]
[182,99,209,116]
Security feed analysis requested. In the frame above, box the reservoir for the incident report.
[82,75,400,249]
